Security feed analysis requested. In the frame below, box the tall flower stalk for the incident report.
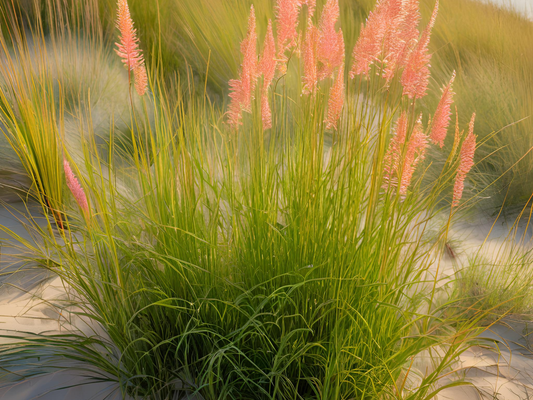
[401,0,439,99]
[453,113,476,207]
[227,6,258,128]
[317,0,344,80]
[259,21,277,129]
[63,158,89,216]
[430,71,456,147]
[115,0,148,96]
[276,0,300,72]
[325,63,344,130]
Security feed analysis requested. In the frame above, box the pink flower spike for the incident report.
[317,0,344,80]
[452,113,476,207]
[399,115,428,195]
[115,0,144,72]
[240,6,258,113]
[430,71,455,147]
[276,0,300,72]
[64,158,89,215]
[401,0,439,99]
[325,63,345,130]
[382,0,421,83]
[259,21,277,90]
[383,112,408,188]
[134,64,148,96]
[261,91,272,130]
[227,6,259,128]
[259,21,276,130]
[300,0,316,22]
[350,0,402,78]
[302,24,318,95]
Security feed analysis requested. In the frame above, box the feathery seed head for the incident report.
[452,112,476,207]
[303,24,319,94]
[430,71,455,147]
[134,64,148,96]
[276,0,301,72]
[261,90,272,130]
[382,0,421,83]
[317,0,344,80]
[383,111,409,187]
[400,0,438,99]
[259,21,277,90]
[300,0,316,22]
[64,158,89,215]
[227,6,259,128]
[325,63,345,130]
[350,0,403,78]
[399,115,428,194]
[259,21,277,130]
[115,0,144,71]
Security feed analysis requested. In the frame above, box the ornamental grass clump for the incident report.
[0,0,488,399]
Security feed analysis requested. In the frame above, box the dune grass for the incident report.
[0,0,528,398]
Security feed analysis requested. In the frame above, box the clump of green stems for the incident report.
[0,1,502,399]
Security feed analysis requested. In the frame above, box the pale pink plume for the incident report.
[261,91,273,130]
[227,6,258,128]
[382,0,421,83]
[399,115,428,195]
[134,64,148,96]
[430,71,455,147]
[302,24,318,94]
[115,0,144,72]
[64,158,89,215]
[259,21,277,129]
[383,111,408,187]
[452,113,476,207]
[349,0,402,78]
[325,63,345,130]
[259,21,277,88]
[317,0,344,80]
[401,0,438,99]
[276,0,301,72]
[240,6,258,113]
[300,0,316,22]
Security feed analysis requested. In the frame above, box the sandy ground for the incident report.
[0,203,125,400]
[1,202,533,399]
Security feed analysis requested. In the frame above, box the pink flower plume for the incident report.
[134,64,148,96]
[452,113,476,207]
[259,21,277,129]
[350,0,403,78]
[302,24,318,94]
[227,6,259,128]
[300,0,316,22]
[400,115,428,195]
[383,113,428,195]
[430,71,455,147]
[382,0,421,83]
[260,21,277,90]
[64,158,89,215]
[276,0,300,72]
[383,112,409,187]
[317,0,344,80]
[325,63,345,130]
[401,0,439,99]
[115,0,144,72]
